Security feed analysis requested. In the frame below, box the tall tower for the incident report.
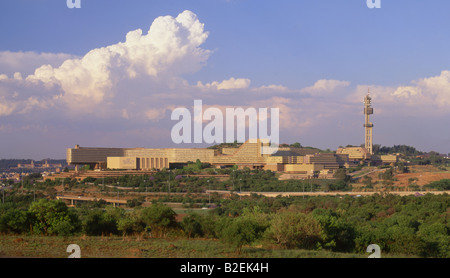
[364,90,374,155]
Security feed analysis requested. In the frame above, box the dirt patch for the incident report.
[395,172,450,187]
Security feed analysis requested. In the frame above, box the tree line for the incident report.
[1,192,448,257]
[39,168,346,193]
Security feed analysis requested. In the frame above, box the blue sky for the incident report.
[0,0,449,159]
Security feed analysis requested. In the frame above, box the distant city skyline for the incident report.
[1,1,449,160]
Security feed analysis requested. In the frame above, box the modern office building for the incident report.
[336,146,371,161]
[66,139,349,178]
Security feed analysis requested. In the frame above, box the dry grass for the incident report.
[0,235,369,258]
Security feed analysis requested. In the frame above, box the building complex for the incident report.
[66,92,397,179]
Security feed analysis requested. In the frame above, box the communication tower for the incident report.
[364,90,374,155]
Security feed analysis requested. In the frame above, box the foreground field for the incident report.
[0,235,380,258]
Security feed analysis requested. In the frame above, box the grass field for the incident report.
[0,235,376,258]
[0,235,417,258]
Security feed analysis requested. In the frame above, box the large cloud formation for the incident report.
[0,10,211,116]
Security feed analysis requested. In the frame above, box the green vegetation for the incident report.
[44,168,349,193]
[372,144,449,167]
[373,144,422,156]
[424,179,450,191]
[0,190,448,258]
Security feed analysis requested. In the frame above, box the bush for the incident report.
[266,209,323,249]
[51,220,77,237]
[141,203,178,237]
[329,180,349,191]
[181,213,204,238]
[117,210,146,236]
[312,209,356,252]
[0,208,30,234]
[28,199,81,236]
[82,208,121,236]
[218,216,264,253]
[82,177,97,183]
[424,179,450,191]
[418,222,449,258]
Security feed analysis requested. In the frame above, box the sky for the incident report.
[0,0,449,160]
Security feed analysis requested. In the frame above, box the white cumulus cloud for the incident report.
[0,51,77,76]
[301,79,350,95]
[22,10,211,112]
[348,70,450,115]
[197,77,251,90]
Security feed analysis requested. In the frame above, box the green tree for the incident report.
[266,209,323,249]
[0,208,30,234]
[334,168,350,181]
[332,168,351,191]
[424,179,450,191]
[417,222,449,258]
[126,197,145,208]
[117,210,146,236]
[195,159,203,170]
[181,212,204,238]
[28,199,80,236]
[82,208,120,236]
[141,203,177,237]
[329,180,349,191]
[312,208,356,252]
[218,216,263,254]
[82,177,97,183]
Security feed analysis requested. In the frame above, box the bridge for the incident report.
[56,195,128,207]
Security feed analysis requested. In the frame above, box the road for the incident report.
[208,190,450,197]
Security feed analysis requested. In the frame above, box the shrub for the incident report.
[181,213,204,238]
[266,209,323,249]
[117,210,146,236]
[218,216,264,253]
[141,203,177,237]
[82,208,120,236]
[28,199,81,236]
[424,179,450,191]
[0,209,30,234]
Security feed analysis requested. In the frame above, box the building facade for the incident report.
[66,139,349,177]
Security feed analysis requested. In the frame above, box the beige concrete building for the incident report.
[66,139,350,177]
[67,144,214,170]
[106,157,138,170]
[284,164,324,174]
[371,154,399,165]
[336,147,371,161]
